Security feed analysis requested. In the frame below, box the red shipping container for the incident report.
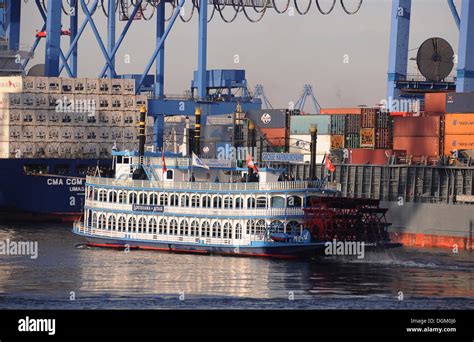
[393,136,440,157]
[376,128,391,149]
[393,116,441,137]
[347,149,392,165]
[424,93,447,114]
[361,108,378,128]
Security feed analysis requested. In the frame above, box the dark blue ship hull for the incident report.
[0,158,112,221]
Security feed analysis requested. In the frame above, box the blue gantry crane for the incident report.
[294,84,321,114]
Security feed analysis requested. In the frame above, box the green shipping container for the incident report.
[290,115,331,135]
[345,133,360,148]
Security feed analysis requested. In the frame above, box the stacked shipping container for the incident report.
[0,76,147,158]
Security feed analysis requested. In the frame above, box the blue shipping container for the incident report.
[290,115,331,135]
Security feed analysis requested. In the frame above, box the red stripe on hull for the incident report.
[389,232,473,250]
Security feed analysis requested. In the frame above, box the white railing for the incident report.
[87,176,317,192]
[86,200,304,217]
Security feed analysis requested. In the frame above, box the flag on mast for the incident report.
[246,153,259,173]
[192,152,210,170]
[325,154,336,172]
[162,150,167,174]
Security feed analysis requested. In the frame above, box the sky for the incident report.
[20,0,460,110]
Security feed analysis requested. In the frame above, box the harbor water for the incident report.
[0,223,473,310]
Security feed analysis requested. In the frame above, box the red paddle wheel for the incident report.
[304,196,391,243]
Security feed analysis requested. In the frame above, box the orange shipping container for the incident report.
[360,128,375,148]
[320,108,362,115]
[260,128,286,147]
[444,113,474,135]
[393,136,440,157]
[330,135,344,149]
[425,93,447,114]
[444,134,474,153]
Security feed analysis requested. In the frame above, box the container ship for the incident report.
[0,74,150,221]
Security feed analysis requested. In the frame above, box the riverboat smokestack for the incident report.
[138,106,146,158]
[310,126,318,180]
[194,107,201,156]
[248,120,256,156]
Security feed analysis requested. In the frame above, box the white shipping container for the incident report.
[99,78,112,94]
[72,144,84,158]
[47,110,61,124]
[86,127,99,140]
[9,142,22,157]
[22,126,34,141]
[0,76,23,93]
[6,93,21,108]
[122,95,135,110]
[111,111,123,125]
[35,94,49,109]
[0,141,10,158]
[34,77,48,93]
[84,143,99,157]
[21,93,35,109]
[35,110,48,124]
[111,79,123,95]
[47,93,62,110]
[48,126,60,141]
[33,142,47,157]
[98,95,111,110]
[9,125,21,140]
[99,127,111,141]
[98,111,110,124]
[35,126,48,141]
[135,95,147,110]
[0,124,9,141]
[111,127,123,140]
[22,77,36,92]
[47,142,61,156]
[20,142,34,157]
[73,111,86,124]
[48,77,62,94]
[60,111,73,124]
[21,111,34,124]
[99,143,111,157]
[86,78,100,94]
[289,134,331,156]
[111,95,122,109]
[123,112,134,125]
[74,78,87,94]
[73,126,86,141]
[60,127,73,141]
[8,109,21,124]
[124,127,135,140]
[61,78,75,94]
[123,79,135,95]
[0,108,7,125]
[59,143,73,157]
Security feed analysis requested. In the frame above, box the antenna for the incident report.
[416,37,454,82]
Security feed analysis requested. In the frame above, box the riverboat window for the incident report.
[212,222,221,238]
[190,220,199,237]
[255,220,266,235]
[98,214,106,229]
[118,216,126,231]
[234,223,242,240]
[159,218,167,235]
[169,194,178,206]
[123,157,129,164]
[180,195,189,207]
[247,198,256,209]
[287,196,302,208]
[166,170,173,180]
[246,220,254,235]
[201,196,211,208]
[169,219,178,235]
[270,220,284,233]
[129,192,137,204]
[256,197,267,208]
[98,190,107,202]
[286,221,301,234]
[235,198,243,209]
[92,213,98,228]
[138,193,147,205]
[271,196,285,208]
[191,195,199,208]
[181,220,189,236]
[93,188,98,201]
[223,222,231,239]
[138,217,146,233]
[159,193,168,206]
[223,197,233,209]
[109,191,117,203]
[213,196,222,208]
[128,217,137,233]
[201,222,211,238]
[149,218,157,234]
[149,193,158,205]
[108,216,116,231]
[118,191,125,204]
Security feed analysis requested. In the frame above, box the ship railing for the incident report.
[87,176,322,192]
[86,201,304,217]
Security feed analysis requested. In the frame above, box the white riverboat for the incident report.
[72,149,340,259]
